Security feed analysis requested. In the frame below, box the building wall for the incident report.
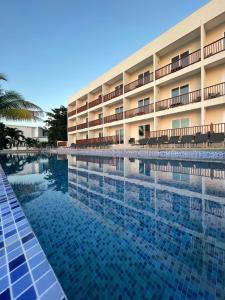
[67,0,225,146]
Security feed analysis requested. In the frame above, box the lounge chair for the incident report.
[208,133,225,145]
[168,136,180,146]
[194,133,208,146]
[148,137,158,146]
[180,135,195,147]
[157,135,168,146]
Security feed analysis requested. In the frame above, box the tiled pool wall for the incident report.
[0,166,66,300]
[51,148,225,161]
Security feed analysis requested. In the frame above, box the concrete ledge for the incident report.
[50,148,225,161]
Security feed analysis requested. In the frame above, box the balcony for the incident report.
[68,125,77,132]
[124,72,154,93]
[77,122,88,130]
[124,103,154,119]
[89,96,102,109]
[68,109,76,118]
[77,103,88,114]
[104,112,123,124]
[155,89,201,112]
[89,118,103,127]
[76,136,117,146]
[103,87,123,102]
[204,82,225,100]
[204,37,225,58]
[155,49,201,79]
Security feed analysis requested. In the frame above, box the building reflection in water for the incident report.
[68,155,225,298]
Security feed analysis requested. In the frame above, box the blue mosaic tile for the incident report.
[0,166,66,300]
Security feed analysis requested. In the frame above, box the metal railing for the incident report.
[77,103,88,114]
[204,37,225,58]
[57,141,67,147]
[68,109,76,118]
[124,72,154,93]
[148,122,225,138]
[76,122,88,130]
[155,49,201,79]
[104,112,123,124]
[89,96,102,108]
[103,87,123,102]
[155,89,201,112]
[76,135,117,145]
[89,118,103,127]
[204,82,225,100]
[125,103,154,119]
[68,125,77,132]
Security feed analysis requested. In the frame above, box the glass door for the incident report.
[116,129,124,144]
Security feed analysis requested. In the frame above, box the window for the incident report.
[115,106,123,114]
[115,84,123,91]
[138,71,150,85]
[180,85,189,95]
[172,118,190,129]
[138,97,150,107]
[116,129,124,144]
[171,85,189,105]
[98,113,103,119]
[171,51,189,71]
[139,124,150,138]
[99,132,103,138]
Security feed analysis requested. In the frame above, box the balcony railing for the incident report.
[148,122,225,138]
[155,49,201,79]
[89,118,103,127]
[124,72,154,93]
[68,125,77,132]
[68,109,76,118]
[103,87,123,102]
[77,103,88,114]
[57,141,67,147]
[204,37,225,58]
[77,122,88,130]
[76,136,117,145]
[204,82,225,100]
[155,89,201,112]
[125,103,154,119]
[104,112,123,124]
[89,96,102,108]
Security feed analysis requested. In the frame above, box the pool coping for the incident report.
[49,148,225,162]
[0,165,67,300]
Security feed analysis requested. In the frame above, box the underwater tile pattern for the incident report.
[0,166,66,300]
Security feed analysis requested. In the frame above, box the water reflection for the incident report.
[68,155,225,299]
[2,153,225,299]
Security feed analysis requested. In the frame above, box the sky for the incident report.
[1,0,209,118]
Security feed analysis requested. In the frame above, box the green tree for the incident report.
[45,106,67,145]
[0,123,9,149]
[25,137,39,148]
[0,73,43,120]
[5,127,25,149]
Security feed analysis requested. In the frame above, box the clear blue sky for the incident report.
[1,0,209,113]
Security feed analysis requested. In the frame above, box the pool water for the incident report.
[1,154,225,300]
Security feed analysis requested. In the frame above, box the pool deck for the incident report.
[0,166,66,300]
[50,147,225,161]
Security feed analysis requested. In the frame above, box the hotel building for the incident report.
[67,0,225,147]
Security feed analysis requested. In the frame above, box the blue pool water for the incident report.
[1,153,225,300]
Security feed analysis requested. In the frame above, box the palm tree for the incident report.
[5,127,25,149]
[0,73,43,121]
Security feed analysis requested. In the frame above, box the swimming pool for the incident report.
[1,153,225,300]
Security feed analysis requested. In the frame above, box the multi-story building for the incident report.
[68,0,225,147]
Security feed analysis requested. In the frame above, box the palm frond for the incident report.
[0,109,42,121]
[0,73,7,81]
